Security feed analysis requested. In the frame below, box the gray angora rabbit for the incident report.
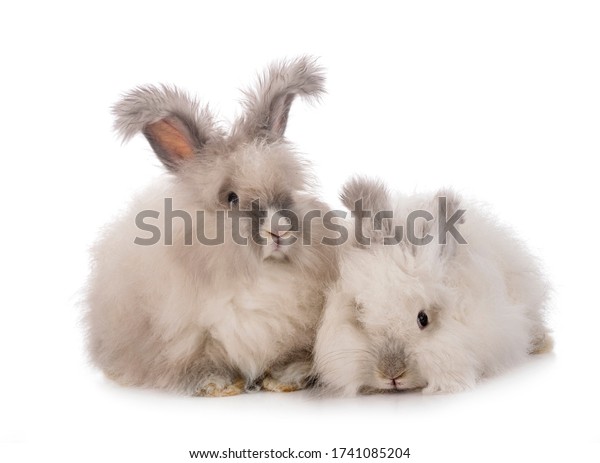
[314,177,552,396]
[85,57,337,396]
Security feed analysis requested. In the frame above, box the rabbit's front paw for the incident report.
[194,377,245,397]
[262,360,313,393]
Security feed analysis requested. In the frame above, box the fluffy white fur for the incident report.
[85,57,337,396]
[314,178,552,396]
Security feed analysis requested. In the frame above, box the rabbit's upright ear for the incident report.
[436,189,466,257]
[418,189,466,260]
[235,56,325,141]
[341,177,393,244]
[113,85,219,171]
[340,177,391,213]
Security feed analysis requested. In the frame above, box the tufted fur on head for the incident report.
[85,57,338,395]
[314,177,552,396]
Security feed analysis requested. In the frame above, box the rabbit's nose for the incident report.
[379,366,407,381]
[259,210,293,239]
[267,230,283,243]
[377,350,407,379]
[260,227,292,241]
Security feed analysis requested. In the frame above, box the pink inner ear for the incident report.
[146,119,195,161]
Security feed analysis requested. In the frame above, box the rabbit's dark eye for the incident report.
[417,310,429,329]
[227,192,239,205]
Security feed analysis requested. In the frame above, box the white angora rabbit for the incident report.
[85,57,338,396]
[314,177,551,396]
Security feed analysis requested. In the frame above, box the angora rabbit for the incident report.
[85,57,337,396]
[314,177,551,396]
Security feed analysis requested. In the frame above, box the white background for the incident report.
[1,1,599,462]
